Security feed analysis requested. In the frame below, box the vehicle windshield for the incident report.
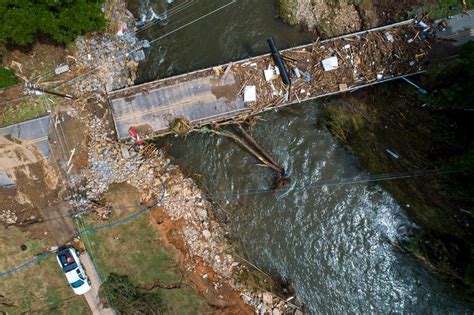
[58,250,78,272]
[71,279,84,288]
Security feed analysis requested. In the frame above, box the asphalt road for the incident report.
[80,253,115,315]
[438,9,474,46]
[0,115,50,157]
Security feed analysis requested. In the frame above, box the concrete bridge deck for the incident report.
[0,116,51,157]
[109,19,431,140]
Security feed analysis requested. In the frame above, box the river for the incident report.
[129,0,472,312]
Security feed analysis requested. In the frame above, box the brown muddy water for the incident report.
[129,0,473,312]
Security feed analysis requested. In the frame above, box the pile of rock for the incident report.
[69,116,166,205]
[241,290,303,315]
[71,0,150,94]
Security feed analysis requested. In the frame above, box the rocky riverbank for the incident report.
[65,0,304,313]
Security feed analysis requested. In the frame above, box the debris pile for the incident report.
[69,116,166,208]
[232,23,430,114]
[70,0,149,94]
[240,291,303,315]
[0,209,17,224]
[108,21,431,136]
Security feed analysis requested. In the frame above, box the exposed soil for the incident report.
[149,205,253,314]
[1,42,68,84]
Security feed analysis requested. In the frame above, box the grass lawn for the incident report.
[76,183,209,314]
[0,226,89,314]
[0,95,59,128]
[411,0,474,19]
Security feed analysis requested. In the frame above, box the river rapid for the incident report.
[130,0,472,312]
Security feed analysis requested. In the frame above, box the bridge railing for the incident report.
[107,19,415,98]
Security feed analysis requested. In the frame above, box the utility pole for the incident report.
[25,83,74,100]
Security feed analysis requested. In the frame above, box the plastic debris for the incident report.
[321,56,339,71]
[243,86,257,103]
[55,64,70,75]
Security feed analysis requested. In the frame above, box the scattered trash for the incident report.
[131,50,146,62]
[293,67,302,78]
[243,85,257,103]
[141,39,150,49]
[128,127,144,145]
[263,66,280,81]
[416,20,430,32]
[386,149,400,159]
[384,32,394,43]
[55,64,70,75]
[321,56,339,71]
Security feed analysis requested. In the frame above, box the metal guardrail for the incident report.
[107,19,416,97]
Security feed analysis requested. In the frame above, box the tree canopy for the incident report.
[101,273,165,314]
[0,0,106,46]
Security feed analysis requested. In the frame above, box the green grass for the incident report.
[275,0,299,26]
[0,96,58,127]
[0,226,89,314]
[420,0,474,19]
[75,204,209,313]
[77,214,181,284]
[0,67,16,88]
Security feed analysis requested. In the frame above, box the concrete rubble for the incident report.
[69,112,301,313]
[0,209,18,224]
[64,1,302,313]
[70,0,149,95]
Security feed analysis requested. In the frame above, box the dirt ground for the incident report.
[149,205,254,314]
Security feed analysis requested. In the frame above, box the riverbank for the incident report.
[65,1,303,313]
[321,78,474,293]
[276,0,473,37]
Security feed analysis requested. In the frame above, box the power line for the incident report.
[0,165,467,276]
[5,167,465,227]
[0,0,236,106]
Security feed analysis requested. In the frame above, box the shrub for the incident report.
[0,67,16,88]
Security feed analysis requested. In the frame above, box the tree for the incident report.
[0,0,106,46]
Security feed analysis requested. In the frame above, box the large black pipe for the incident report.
[267,36,291,86]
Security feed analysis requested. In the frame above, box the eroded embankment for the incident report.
[64,1,303,313]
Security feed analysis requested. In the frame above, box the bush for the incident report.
[0,67,16,88]
[429,41,474,109]
[0,0,106,46]
[101,273,165,314]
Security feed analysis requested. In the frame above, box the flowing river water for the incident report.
[129,0,472,312]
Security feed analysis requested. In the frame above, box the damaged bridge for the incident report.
[108,19,431,140]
